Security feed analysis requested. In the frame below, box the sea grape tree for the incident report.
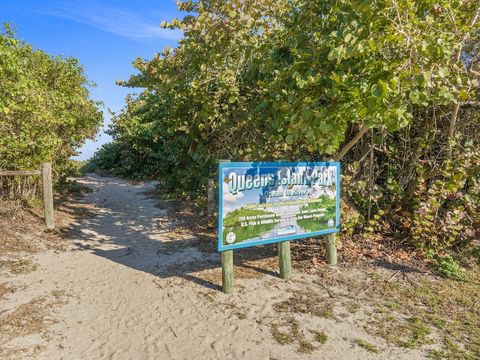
[0,25,103,176]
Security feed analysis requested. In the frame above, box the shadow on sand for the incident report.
[60,180,279,292]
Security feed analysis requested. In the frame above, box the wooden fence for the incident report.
[0,162,55,229]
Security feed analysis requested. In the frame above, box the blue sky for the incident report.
[1,0,183,159]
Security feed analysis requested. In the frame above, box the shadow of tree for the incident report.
[372,259,423,273]
[60,176,280,291]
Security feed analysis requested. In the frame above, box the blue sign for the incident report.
[218,162,340,251]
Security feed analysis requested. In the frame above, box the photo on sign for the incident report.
[219,162,340,250]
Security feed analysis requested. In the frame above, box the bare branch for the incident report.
[332,123,370,161]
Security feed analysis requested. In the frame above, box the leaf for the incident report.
[327,48,337,61]
[458,89,469,101]
[366,96,377,110]
[368,38,376,50]
[327,46,345,61]
[371,80,388,98]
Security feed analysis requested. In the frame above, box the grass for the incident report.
[359,266,480,358]
[354,338,379,353]
[294,260,480,359]
[0,282,15,300]
[428,335,476,360]
[265,257,479,358]
[272,328,294,345]
[366,313,433,349]
[297,340,315,354]
[0,258,38,274]
[0,292,69,357]
[0,199,67,253]
[271,318,316,354]
[273,290,335,319]
[347,302,361,314]
[309,329,328,344]
[384,300,398,309]
[405,316,433,348]
[271,318,300,346]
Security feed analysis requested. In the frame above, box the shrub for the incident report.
[0,25,102,181]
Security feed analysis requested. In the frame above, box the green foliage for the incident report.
[64,160,88,177]
[222,207,277,244]
[82,143,121,176]
[223,207,277,227]
[310,330,328,344]
[57,179,92,196]
[353,339,379,353]
[401,316,433,348]
[472,247,480,262]
[297,198,336,232]
[410,143,479,253]
[0,25,102,180]
[435,255,466,280]
[91,0,479,256]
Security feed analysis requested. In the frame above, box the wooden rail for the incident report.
[0,163,55,229]
[0,170,41,176]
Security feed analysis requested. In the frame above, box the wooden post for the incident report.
[326,233,337,266]
[274,160,293,280]
[207,178,215,219]
[218,160,233,293]
[278,241,292,280]
[42,162,55,229]
[221,250,233,294]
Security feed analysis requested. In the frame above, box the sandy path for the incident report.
[1,175,427,359]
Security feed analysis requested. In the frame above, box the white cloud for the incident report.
[222,181,244,213]
[36,2,183,41]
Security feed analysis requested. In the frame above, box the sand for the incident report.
[0,174,427,359]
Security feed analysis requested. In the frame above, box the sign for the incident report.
[218,162,340,251]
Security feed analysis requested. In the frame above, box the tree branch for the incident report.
[459,100,480,107]
[332,123,370,161]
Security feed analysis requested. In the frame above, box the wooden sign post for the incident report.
[276,159,292,281]
[216,160,234,293]
[221,250,234,294]
[278,241,292,280]
[326,233,337,266]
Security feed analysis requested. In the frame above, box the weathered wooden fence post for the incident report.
[278,241,292,280]
[42,162,55,229]
[326,233,337,266]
